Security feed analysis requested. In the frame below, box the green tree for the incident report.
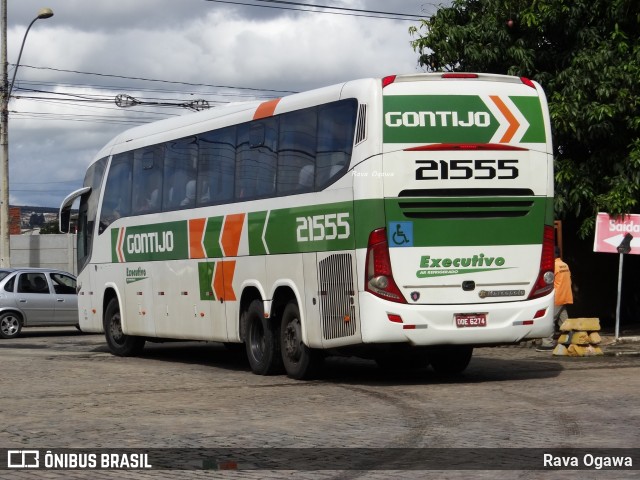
[38,220,60,234]
[409,0,640,237]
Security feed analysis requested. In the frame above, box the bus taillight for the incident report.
[365,228,406,303]
[382,75,397,88]
[528,225,555,299]
[520,77,536,89]
[441,73,478,79]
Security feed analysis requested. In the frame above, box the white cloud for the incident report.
[4,0,432,207]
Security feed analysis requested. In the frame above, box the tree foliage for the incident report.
[38,220,60,234]
[409,0,640,237]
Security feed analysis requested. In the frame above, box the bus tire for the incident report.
[103,297,145,357]
[280,301,322,380]
[374,347,430,371]
[429,346,473,375]
[245,299,283,375]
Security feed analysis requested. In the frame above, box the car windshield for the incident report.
[0,271,12,281]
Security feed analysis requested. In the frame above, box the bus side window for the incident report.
[197,127,236,206]
[236,119,277,200]
[132,146,163,215]
[277,107,317,195]
[316,153,347,187]
[163,137,198,211]
[316,99,357,188]
[99,153,132,233]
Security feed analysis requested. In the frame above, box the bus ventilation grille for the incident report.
[397,190,535,219]
[318,253,357,340]
[398,199,534,219]
[354,104,367,145]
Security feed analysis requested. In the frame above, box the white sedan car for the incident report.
[0,268,78,339]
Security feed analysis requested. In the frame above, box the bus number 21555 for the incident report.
[415,159,519,180]
[296,213,350,242]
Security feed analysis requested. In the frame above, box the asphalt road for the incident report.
[1,327,639,479]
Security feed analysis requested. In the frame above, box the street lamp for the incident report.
[0,4,54,267]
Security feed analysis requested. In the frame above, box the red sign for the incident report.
[594,213,640,255]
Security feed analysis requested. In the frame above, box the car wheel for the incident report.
[0,312,22,339]
[103,297,145,356]
[244,299,283,375]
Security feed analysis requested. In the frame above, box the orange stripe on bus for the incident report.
[213,262,223,300]
[221,213,245,257]
[188,218,206,259]
[213,260,237,301]
[490,95,519,143]
[253,98,281,120]
[221,260,237,301]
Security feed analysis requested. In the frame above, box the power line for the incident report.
[205,0,423,21]
[16,64,298,94]
[16,80,269,98]
[10,111,158,125]
[253,0,421,17]
[14,180,83,185]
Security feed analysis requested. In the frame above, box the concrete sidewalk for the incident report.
[522,327,640,356]
[600,333,640,356]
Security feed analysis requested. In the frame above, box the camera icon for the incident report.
[7,450,40,468]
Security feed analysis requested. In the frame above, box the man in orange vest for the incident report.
[537,247,574,351]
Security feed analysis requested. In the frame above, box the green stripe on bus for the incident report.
[111,221,189,262]
[111,228,120,263]
[203,216,224,258]
[511,96,546,143]
[383,197,550,247]
[383,95,546,144]
[198,261,216,301]
[248,211,269,255]
[260,202,355,254]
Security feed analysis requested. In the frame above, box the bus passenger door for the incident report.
[123,268,156,337]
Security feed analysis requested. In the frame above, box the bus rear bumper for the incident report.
[358,292,554,346]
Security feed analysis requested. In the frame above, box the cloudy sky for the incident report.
[6,0,437,207]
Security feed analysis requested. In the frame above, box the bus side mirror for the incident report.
[59,208,70,233]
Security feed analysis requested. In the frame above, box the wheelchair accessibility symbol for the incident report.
[389,221,413,247]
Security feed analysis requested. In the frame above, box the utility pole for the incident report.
[1,0,10,266]
[0,2,53,266]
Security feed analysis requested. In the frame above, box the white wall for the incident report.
[10,234,77,274]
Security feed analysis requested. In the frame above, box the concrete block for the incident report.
[559,318,600,332]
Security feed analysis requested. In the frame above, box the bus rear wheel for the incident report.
[103,297,145,356]
[280,302,322,380]
[429,346,473,375]
[244,299,283,375]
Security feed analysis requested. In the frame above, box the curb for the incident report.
[602,336,640,357]
[603,350,640,357]
[616,336,640,343]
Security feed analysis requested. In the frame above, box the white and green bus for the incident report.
[60,73,555,379]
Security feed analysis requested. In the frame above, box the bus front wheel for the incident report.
[244,299,283,375]
[429,346,473,375]
[280,302,322,380]
[103,297,145,357]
